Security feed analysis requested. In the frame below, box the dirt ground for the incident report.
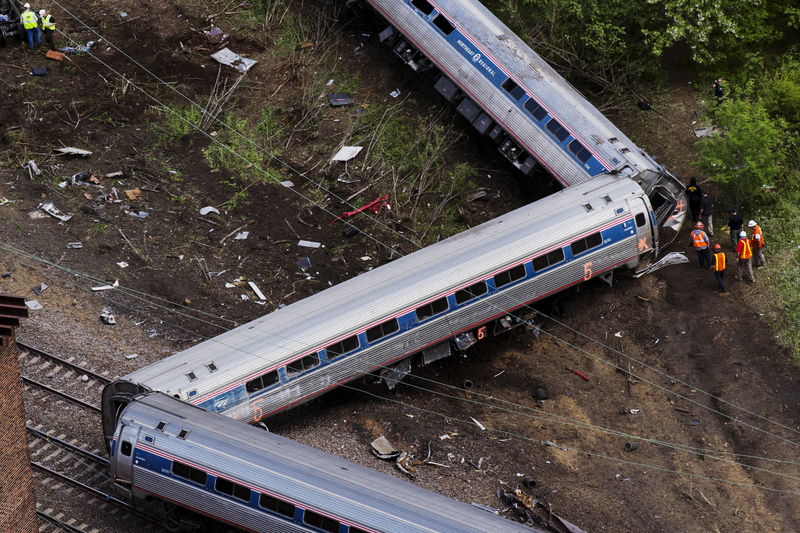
[2,1,800,532]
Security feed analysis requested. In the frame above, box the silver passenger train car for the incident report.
[111,392,545,533]
[363,0,686,238]
[103,175,662,442]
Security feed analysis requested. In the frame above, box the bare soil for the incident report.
[2,1,800,532]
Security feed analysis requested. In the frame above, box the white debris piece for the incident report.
[91,279,119,291]
[125,353,139,360]
[280,180,294,188]
[117,261,129,268]
[234,231,249,240]
[390,88,401,98]
[199,206,220,216]
[38,202,72,221]
[26,160,41,175]
[331,146,363,162]
[210,47,258,73]
[25,300,43,310]
[614,331,623,338]
[224,282,236,288]
[470,417,486,431]
[298,240,322,248]
[248,281,267,301]
[54,147,92,157]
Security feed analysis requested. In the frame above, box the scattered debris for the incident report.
[104,171,123,179]
[117,261,129,268]
[280,180,294,188]
[203,26,227,43]
[522,476,536,489]
[565,366,589,381]
[0,197,20,206]
[327,93,353,107]
[298,240,322,248]
[127,210,150,219]
[38,202,72,222]
[248,281,267,301]
[624,441,641,452]
[91,280,119,291]
[470,503,500,514]
[466,188,500,202]
[25,160,41,176]
[371,435,401,460]
[331,146,363,162]
[389,88,401,98]
[125,353,139,360]
[60,40,96,54]
[615,473,631,482]
[614,331,623,337]
[79,375,89,382]
[54,146,92,157]
[28,210,48,219]
[470,416,487,431]
[66,242,83,249]
[210,47,258,73]
[199,206,220,216]
[234,231,249,240]
[100,307,116,325]
[673,406,691,414]
[45,50,65,61]
[25,300,43,310]
[332,194,391,222]
[124,188,142,200]
[32,283,48,295]
[633,251,689,277]
[619,408,640,415]
[693,126,720,138]
[31,66,48,76]
[533,387,547,401]
[1,272,12,278]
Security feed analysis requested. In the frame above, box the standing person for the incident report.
[713,78,725,105]
[690,222,710,269]
[735,231,755,283]
[686,177,703,222]
[20,3,40,50]
[39,8,56,51]
[728,208,744,250]
[748,220,766,267]
[699,191,714,236]
[711,244,727,293]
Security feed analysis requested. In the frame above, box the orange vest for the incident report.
[738,238,752,259]
[751,225,764,248]
[691,230,708,248]
[713,252,726,271]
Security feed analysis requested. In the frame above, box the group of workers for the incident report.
[690,214,765,293]
[19,3,56,51]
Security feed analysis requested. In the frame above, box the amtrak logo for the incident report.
[472,53,481,63]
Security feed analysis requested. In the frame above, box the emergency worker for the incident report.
[690,222,710,269]
[735,231,755,283]
[20,3,40,50]
[728,209,744,250]
[39,9,55,51]
[748,220,765,267]
[711,244,727,293]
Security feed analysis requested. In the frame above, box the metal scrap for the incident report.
[210,47,258,73]
[371,435,401,460]
[100,307,116,325]
[38,202,72,222]
[54,146,92,157]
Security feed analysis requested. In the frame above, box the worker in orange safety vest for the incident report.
[711,244,727,293]
[748,220,766,267]
[735,231,755,283]
[690,221,711,269]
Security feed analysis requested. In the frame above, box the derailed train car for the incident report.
[104,175,666,442]
[0,0,22,45]
[109,392,545,532]
[363,0,686,242]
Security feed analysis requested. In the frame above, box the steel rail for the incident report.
[27,425,109,466]
[22,375,102,413]
[17,340,112,385]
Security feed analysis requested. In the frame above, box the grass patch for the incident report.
[155,105,202,140]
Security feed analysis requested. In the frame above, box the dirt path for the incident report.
[2,1,800,532]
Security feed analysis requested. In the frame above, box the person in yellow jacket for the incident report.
[39,9,56,51]
[20,3,41,50]
[711,244,727,293]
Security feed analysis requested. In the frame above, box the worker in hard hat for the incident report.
[20,3,41,50]
[711,244,727,293]
[39,8,56,51]
[690,221,710,269]
[748,220,766,267]
[735,231,755,283]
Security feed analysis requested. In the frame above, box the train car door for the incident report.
[113,424,140,497]
[629,197,655,270]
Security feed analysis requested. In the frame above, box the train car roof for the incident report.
[124,175,642,397]
[434,0,665,177]
[124,393,545,533]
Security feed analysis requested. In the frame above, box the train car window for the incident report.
[215,477,252,502]
[156,421,167,431]
[325,336,360,359]
[177,429,189,440]
[186,371,197,382]
[120,441,132,456]
[259,494,296,518]
[568,140,592,163]
[571,232,603,256]
[350,528,369,533]
[411,0,434,15]
[501,78,526,100]
[415,297,449,321]
[546,118,570,142]
[303,510,339,533]
[246,370,280,394]
[454,280,488,304]
[205,362,218,373]
[285,354,320,378]
[172,461,208,485]
[432,14,454,35]
[366,318,400,343]
[635,213,647,227]
[532,249,565,271]
[524,98,548,120]
[493,264,527,288]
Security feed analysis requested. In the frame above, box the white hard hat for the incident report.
[740,231,747,237]
[748,220,757,227]
[39,9,45,16]
[23,3,30,8]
